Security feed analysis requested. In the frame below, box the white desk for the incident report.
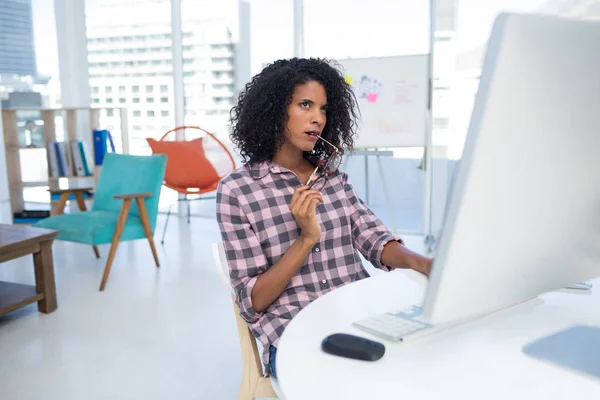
[277,270,600,400]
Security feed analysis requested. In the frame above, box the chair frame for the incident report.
[157,126,236,244]
[212,242,280,400]
[50,188,160,291]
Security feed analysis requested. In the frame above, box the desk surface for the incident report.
[0,224,58,253]
[277,270,600,400]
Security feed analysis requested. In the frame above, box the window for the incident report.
[92,98,100,103]
[106,109,114,117]
[160,110,169,117]
[106,98,113,104]
[105,86,112,93]
[92,87,99,94]
[160,97,168,103]
[85,0,174,158]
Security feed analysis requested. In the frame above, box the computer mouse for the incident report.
[321,333,385,361]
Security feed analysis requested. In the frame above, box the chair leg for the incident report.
[135,197,160,268]
[161,203,172,245]
[187,198,191,224]
[93,246,100,258]
[99,198,132,291]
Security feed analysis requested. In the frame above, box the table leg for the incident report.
[33,240,57,313]
[55,192,70,215]
[74,191,87,211]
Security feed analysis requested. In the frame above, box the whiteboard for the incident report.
[336,54,430,148]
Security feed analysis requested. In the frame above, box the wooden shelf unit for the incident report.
[1,107,130,221]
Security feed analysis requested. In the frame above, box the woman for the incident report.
[216,57,432,378]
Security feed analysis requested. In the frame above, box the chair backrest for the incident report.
[147,126,236,195]
[212,242,265,371]
[212,242,281,399]
[213,241,233,292]
[92,153,167,232]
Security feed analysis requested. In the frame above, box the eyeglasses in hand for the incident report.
[305,136,342,191]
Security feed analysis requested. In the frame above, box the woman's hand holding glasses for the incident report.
[290,186,324,245]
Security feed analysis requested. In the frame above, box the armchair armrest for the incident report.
[113,192,152,199]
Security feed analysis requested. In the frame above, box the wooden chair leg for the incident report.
[92,245,100,258]
[135,197,160,268]
[100,198,132,291]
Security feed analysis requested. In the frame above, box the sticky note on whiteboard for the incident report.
[367,93,379,103]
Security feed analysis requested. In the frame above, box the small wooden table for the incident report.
[48,181,94,216]
[0,224,59,316]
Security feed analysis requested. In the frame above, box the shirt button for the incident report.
[315,247,320,252]
[322,280,326,284]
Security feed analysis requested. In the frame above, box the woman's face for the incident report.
[282,80,328,153]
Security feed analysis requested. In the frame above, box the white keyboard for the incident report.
[352,305,432,341]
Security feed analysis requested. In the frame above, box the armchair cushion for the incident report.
[146,137,220,189]
[34,211,145,245]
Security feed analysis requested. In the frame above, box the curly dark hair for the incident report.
[229,57,359,165]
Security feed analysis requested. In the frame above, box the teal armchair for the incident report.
[35,153,167,291]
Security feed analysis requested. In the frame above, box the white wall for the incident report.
[0,111,12,223]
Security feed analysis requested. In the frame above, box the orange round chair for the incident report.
[146,126,236,243]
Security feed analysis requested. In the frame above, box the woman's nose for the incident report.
[312,113,324,126]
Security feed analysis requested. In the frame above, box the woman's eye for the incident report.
[300,101,310,108]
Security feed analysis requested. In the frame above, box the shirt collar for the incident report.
[248,161,285,180]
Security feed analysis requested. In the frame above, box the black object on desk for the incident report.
[322,333,385,361]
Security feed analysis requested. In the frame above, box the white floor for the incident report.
[0,212,427,400]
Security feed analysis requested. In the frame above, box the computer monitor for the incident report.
[422,12,600,326]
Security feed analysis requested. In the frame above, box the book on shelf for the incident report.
[46,141,59,178]
[47,140,94,178]
[93,129,116,166]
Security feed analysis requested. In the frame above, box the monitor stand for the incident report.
[522,325,600,379]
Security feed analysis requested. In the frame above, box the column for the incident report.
[293,0,304,57]
[234,0,251,95]
[0,111,11,223]
[171,0,185,137]
[54,0,92,148]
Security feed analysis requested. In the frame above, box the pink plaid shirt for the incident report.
[216,161,403,368]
